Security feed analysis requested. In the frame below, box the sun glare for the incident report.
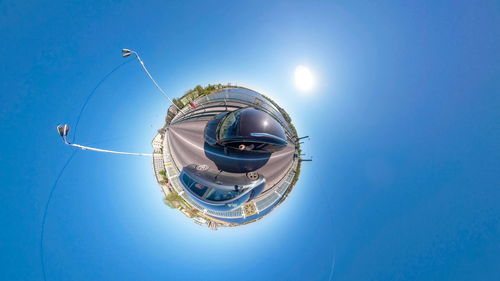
[294,65,314,91]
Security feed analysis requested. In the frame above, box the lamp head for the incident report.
[57,124,70,137]
[122,49,132,57]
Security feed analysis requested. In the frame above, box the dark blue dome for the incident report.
[211,107,287,153]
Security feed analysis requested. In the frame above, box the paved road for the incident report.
[166,111,295,197]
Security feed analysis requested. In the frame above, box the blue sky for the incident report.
[1,0,499,280]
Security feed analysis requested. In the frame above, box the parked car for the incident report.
[204,107,288,153]
[180,164,266,211]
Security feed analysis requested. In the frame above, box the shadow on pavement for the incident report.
[204,142,271,173]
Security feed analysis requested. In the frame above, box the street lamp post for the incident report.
[55,49,185,156]
[122,49,180,110]
[57,124,152,156]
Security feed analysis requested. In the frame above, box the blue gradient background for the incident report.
[1,1,498,280]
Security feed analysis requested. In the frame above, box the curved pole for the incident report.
[68,142,152,156]
[127,50,180,110]
[61,136,152,157]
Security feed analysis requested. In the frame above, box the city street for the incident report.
[166,112,295,198]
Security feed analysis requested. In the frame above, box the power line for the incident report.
[40,150,77,281]
[72,60,133,143]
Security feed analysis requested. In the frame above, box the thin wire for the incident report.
[72,60,133,143]
[40,150,77,281]
[325,187,337,281]
[41,60,134,281]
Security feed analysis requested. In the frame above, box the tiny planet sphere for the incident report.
[152,85,302,229]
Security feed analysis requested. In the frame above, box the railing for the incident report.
[158,87,300,219]
[255,192,280,212]
[161,145,298,218]
[172,87,295,139]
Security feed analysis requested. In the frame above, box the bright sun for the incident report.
[294,65,314,91]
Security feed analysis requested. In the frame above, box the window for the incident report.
[205,187,242,202]
[181,173,208,197]
[218,111,241,140]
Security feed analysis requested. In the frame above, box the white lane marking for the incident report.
[168,129,294,162]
